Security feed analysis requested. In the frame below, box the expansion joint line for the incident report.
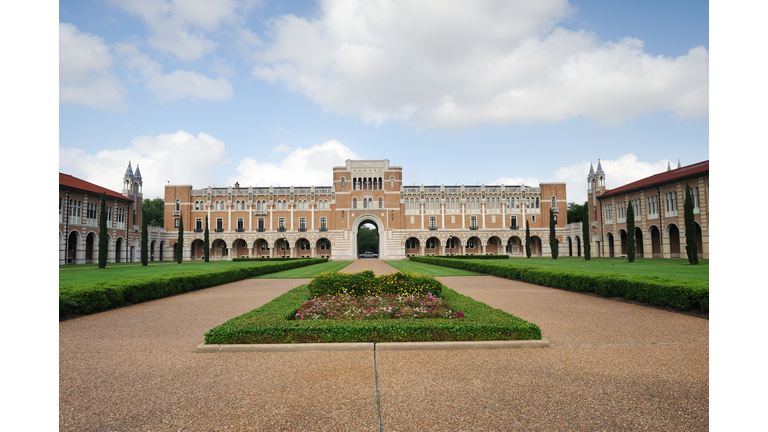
[374,349,382,432]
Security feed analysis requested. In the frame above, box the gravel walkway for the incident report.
[60,264,708,431]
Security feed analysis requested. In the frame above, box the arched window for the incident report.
[341,177,346,189]
[552,196,556,207]
[175,199,180,211]
[353,198,357,209]
[379,198,383,209]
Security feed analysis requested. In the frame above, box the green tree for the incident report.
[684,182,699,265]
[141,207,148,266]
[357,224,379,253]
[525,221,531,258]
[626,201,636,263]
[98,193,108,269]
[204,215,210,262]
[176,216,183,264]
[142,198,165,227]
[567,201,586,224]
[582,205,591,260]
[549,208,558,259]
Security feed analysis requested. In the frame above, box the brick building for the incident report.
[164,159,568,260]
[59,162,166,265]
[567,159,709,260]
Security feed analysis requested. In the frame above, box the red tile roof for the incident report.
[599,160,709,199]
[59,173,132,202]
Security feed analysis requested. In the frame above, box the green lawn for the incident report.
[253,261,354,279]
[384,260,484,277]
[60,260,280,287]
[465,256,709,282]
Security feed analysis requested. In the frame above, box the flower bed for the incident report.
[308,269,443,298]
[295,292,466,320]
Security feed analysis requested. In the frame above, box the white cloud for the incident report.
[59,23,126,109]
[551,154,672,205]
[59,130,228,199]
[110,0,257,61]
[231,140,361,187]
[252,0,708,128]
[115,42,233,101]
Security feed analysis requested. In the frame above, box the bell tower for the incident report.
[122,161,144,228]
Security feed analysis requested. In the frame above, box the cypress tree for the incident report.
[176,215,184,264]
[525,221,532,258]
[549,208,558,259]
[204,215,210,262]
[98,193,108,269]
[626,201,636,263]
[141,206,148,266]
[684,182,699,265]
[582,205,591,260]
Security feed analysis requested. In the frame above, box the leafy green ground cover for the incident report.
[471,256,709,282]
[204,284,542,344]
[60,260,277,287]
[384,260,482,276]
[253,260,353,279]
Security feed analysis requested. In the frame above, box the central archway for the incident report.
[352,214,385,259]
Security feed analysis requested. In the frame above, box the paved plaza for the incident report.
[60,261,708,431]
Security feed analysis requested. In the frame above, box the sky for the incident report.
[57,0,710,205]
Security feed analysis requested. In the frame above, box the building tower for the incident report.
[587,159,606,230]
[122,161,143,228]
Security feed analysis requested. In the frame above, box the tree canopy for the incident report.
[567,202,586,224]
[143,198,164,227]
[357,225,379,253]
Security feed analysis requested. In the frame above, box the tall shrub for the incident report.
[141,206,148,266]
[684,183,699,265]
[525,222,531,258]
[204,215,210,262]
[98,193,108,269]
[549,208,558,260]
[176,215,184,264]
[626,201,636,263]
[582,205,591,260]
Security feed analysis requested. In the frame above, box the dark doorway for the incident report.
[357,221,379,258]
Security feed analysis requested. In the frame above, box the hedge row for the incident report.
[308,270,443,298]
[232,257,314,262]
[427,254,509,260]
[204,284,542,344]
[59,258,328,318]
[409,256,709,312]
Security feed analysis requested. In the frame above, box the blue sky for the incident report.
[58,0,709,204]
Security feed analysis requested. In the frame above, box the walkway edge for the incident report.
[196,340,549,353]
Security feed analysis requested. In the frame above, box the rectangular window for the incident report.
[320,217,327,231]
[510,215,517,229]
[196,219,202,231]
[299,217,306,231]
[341,211,345,219]
[216,218,223,231]
[391,212,394,222]
[470,216,477,229]
[237,218,244,231]
[106,206,112,228]
[258,218,265,231]
[429,216,437,230]
[174,218,180,228]
[278,217,285,231]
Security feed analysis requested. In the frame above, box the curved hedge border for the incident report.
[204,284,542,344]
[232,257,311,262]
[429,255,509,260]
[409,256,709,312]
[59,258,328,318]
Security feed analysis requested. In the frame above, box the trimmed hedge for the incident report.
[232,257,312,262]
[204,284,542,344]
[419,254,508,260]
[409,256,709,312]
[59,258,328,317]
[308,270,443,298]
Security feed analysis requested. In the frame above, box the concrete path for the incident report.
[60,267,708,431]
[340,258,398,275]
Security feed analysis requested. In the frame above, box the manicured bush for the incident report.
[232,257,313,262]
[204,285,542,344]
[409,256,709,312]
[60,258,328,317]
[307,270,442,298]
[427,254,509,260]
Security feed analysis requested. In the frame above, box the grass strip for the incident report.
[203,284,542,344]
[253,260,354,279]
[384,260,482,276]
[60,258,328,318]
[410,256,709,312]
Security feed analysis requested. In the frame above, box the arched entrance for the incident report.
[619,230,627,255]
[667,224,681,259]
[352,215,384,259]
[115,237,123,263]
[607,232,615,257]
[67,231,79,264]
[405,237,420,257]
[635,227,644,258]
[85,232,96,264]
[191,239,205,260]
[650,226,661,258]
[576,236,581,257]
[159,241,164,261]
[508,236,523,256]
[446,236,460,255]
[487,236,503,255]
[530,236,543,256]
[567,237,573,256]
